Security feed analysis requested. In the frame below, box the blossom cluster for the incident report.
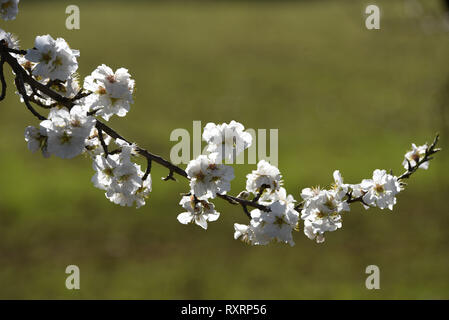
[1,27,142,207]
[231,143,427,246]
[0,0,19,21]
[92,140,151,208]
[299,169,402,244]
[178,121,253,229]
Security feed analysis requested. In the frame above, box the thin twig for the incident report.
[97,127,109,156]
[398,134,441,181]
[0,58,6,101]
[143,158,152,181]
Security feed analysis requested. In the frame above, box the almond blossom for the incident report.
[25,35,79,81]
[0,0,19,21]
[39,106,95,159]
[0,28,19,49]
[246,160,283,195]
[186,154,234,200]
[402,143,429,170]
[177,195,220,230]
[360,169,401,210]
[202,120,252,163]
[83,64,135,121]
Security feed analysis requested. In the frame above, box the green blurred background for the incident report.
[0,0,448,299]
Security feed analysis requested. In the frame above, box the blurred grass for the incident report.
[0,0,448,299]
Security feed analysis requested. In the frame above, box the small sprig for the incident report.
[398,134,441,181]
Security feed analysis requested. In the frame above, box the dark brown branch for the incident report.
[143,158,152,181]
[97,127,109,156]
[95,120,189,180]
[346,192,369,207]
[253,184,269,202]
[0,58,6,101]
[294,201,304,212]
[162,170,176,181]
[217,193,270,212]
[7,47,27,55]
[240,204,251,219]
[73,90,91,101]
[15,73,46,121]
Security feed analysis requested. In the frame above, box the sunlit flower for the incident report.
[247,200,299,246]
[361,169,401,210]
[177,195,220,229]
[0,28,19,49]
[83,64,135,121]
[402,143,429,170]
[246,160,282,195]
[40,106,95,159]
[91,154,120,190]
[202,120,252,163]
[300,172,350,243]
[304,219,325,244]
[0,0,19,21]
[25,35,79,81]
[186,154,234,200]
[24,125,49,157]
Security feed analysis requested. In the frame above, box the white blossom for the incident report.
[202,120,252,163]
[0,28,19,49]
[304,220,325,244]
[233,223,270,246]
[91,145,152,209]
[83,64,135,121]
[115,138,138,162]
[402,143,429,170]
[300,170,351,244]
[106,161,143,198]
[234,223,251,242]
[360,169,401,210]
[258,187,296,208]
[347,183,365,199]
[235,185,299,246]
[186,154,234,200]
[0,0,19,21]
[133,177,152,209]
[24,125,49,157]
[177,195,220,230]
[25,35,79,81]
[91,154,120,191]
[245,200,299,246]
[300,188,348,243]
[300,186,322,203]
[332,170,348,198]
[246,160,282,195]
[39,106,95,159]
